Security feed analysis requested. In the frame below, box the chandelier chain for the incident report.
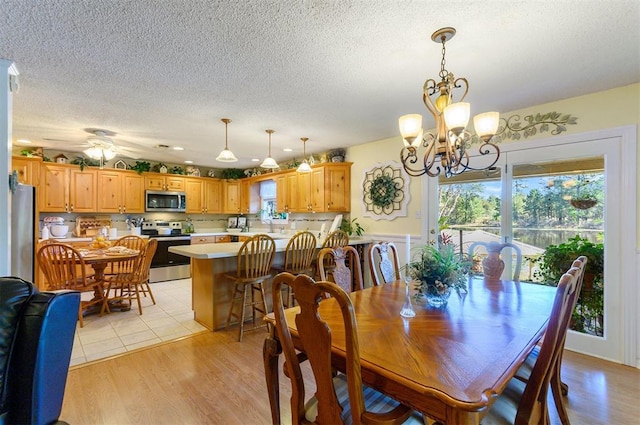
[439,38,448,80]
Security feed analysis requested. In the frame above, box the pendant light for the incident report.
[296,137,312,173]
[216,118,238,162]
[260,129,279,169]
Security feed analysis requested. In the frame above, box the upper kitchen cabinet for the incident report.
[145,174,185,191]
[185,177,222,214]
[40,163,97,212]
[223,180,241,214]
[240,179,259,214]
[324,162,351,212]
[97,170,144,214]
[11,156,42,186]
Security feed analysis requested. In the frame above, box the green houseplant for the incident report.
[535,235,604,335]
[340,217,364,237]
[406,242,470,308]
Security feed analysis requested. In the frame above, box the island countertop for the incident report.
[168,237,373,260]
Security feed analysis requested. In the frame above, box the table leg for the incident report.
[263,333,282,425]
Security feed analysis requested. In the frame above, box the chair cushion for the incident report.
[0,278,35,416]
[304,374,423,425]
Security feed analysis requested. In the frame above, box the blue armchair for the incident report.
[0,277,80,425]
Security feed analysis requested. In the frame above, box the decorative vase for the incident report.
[159,165,168,174]
[482,244,505,280]
[419,284,453,308]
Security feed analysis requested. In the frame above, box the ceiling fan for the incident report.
[45,128,145,164]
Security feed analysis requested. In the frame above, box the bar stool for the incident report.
[272,231,317,307]
[225,234,276,341]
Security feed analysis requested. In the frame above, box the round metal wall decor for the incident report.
[362,161,410,220]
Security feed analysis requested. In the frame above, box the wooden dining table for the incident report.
[263,277,557,425]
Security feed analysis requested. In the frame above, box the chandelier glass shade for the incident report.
[216,118,238,162]
[399,27,500,178]
[260,129,279,169]
[296,137,312,173]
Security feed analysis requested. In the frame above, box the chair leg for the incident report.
[238,285,249,342]
[550,360,570,425]
[142,280,156,304]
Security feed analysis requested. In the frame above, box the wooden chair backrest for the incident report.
[113,235,147,251]
[468,241,523,281]
[368,241,401,286]
[321,230,349,249]
[282,231,317,274]
[272,272,387,425]
[37,243,89,291]
[139,238,158,283]
[234,234,276,280]
[318,246,363,293]
[515,271,578,424]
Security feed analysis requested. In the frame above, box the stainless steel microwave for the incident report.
[145,191,186,212]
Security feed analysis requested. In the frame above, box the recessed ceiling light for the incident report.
[184,160,193,164]
[251,158,260,162]
[283,148,293,152]
[16,139,31,144]
[173,146,184,151]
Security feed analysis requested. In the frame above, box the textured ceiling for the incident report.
[2,0,639,168]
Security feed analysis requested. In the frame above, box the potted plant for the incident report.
[406,242,470,308]
[71,156,100,171]
[130,161,151,174]
[534,235,604,335]
[340,217,364,237]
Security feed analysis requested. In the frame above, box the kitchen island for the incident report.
[169,236,372,331]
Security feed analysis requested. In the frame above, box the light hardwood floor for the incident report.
[61,328,640,424]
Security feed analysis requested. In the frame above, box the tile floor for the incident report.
[70,278,207,367]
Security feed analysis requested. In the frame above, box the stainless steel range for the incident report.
[142,221,191,283]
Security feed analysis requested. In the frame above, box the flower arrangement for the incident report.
[406,242,470,306]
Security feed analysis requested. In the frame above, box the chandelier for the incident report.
[399,27,500,178]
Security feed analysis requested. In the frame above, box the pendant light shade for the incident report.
[296,137,312,173]
[260,129,279,169]
[216,118,238,162]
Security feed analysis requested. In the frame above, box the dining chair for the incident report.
[480,269,579,425]
[225,234,276,341]
[136,238,158,305]
[318,246,363,293]
[468,241,523,281]
[314,229,349,279]
[514,255,587,425]
[270,272,420,425]
[37,243,109,327]
[271,231,317,307]
[368,241,401,286]
[105,242,150,314]
[106,235,147,275]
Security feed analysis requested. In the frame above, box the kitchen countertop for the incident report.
[169,236,373,260]
[38,232,149,243]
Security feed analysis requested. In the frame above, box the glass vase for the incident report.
[421,284,453,308]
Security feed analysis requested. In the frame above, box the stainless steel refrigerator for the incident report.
[10,184,36,282]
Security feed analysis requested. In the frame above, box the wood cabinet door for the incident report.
[185,178,204,214]
[97,170,122,213]
[12,156,41,186]
[205,179,222,213]
[41,164,69,212]
[165,176,185,191]
[122,173,144,213]
[69,169,97,212]
[297,172,312,212]
[325,164,350,212]
[275,174,288,213]
[309,167,326,212]
[240,179,257,214]
[286,173,299,212]
[223,180,241,213]
[145,175,165,190]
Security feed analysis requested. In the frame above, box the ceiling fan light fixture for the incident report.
[260,129,279,169]
[297,137,312,173]
[216,118,238,163]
